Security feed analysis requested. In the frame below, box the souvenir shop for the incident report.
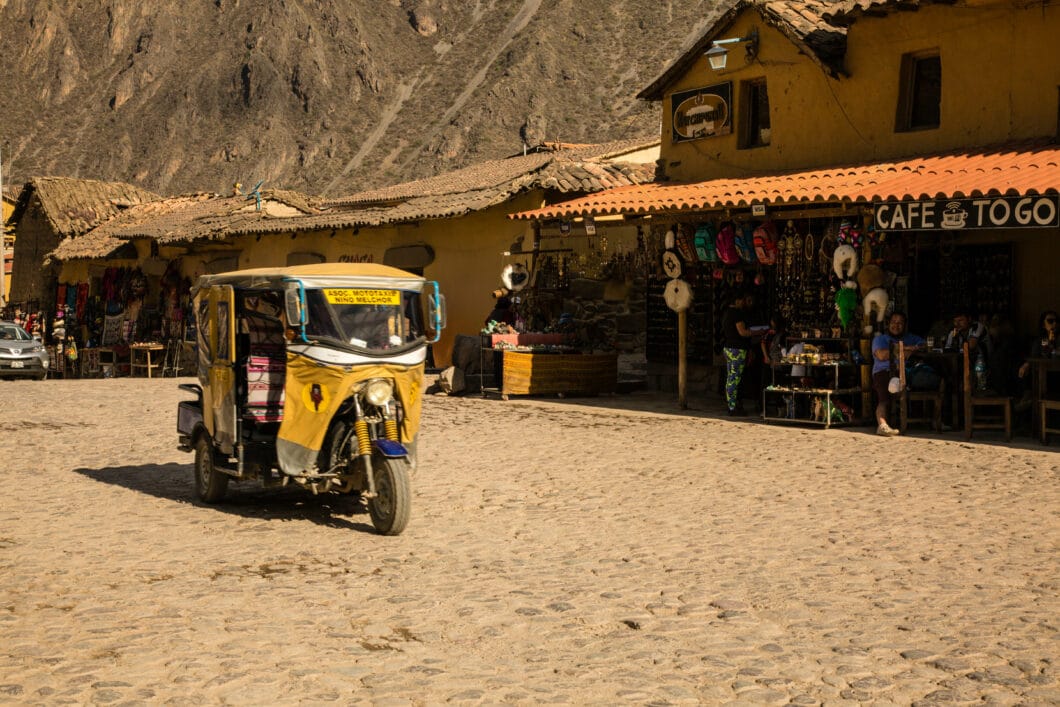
[641,207,933,423]
[477,218,649,397]
[42,260,194,378]
[643,194,1053,425]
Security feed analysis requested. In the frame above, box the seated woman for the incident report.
[871,311,926,436]
[1015,309,1058,411]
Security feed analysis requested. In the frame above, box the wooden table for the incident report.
[1028,357,1060,433]
[130,343,164,378]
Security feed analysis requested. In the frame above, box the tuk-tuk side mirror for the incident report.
[426,282,446,344]
[284,284,307,327]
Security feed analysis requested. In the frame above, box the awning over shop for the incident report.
[509,140,1060,220]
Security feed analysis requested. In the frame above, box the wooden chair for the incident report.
[1041,400,1060,444]
[897,341,944,433]
[962,342,1011,441]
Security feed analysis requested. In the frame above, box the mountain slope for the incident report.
[0,0,725,197]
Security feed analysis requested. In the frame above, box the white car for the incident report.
[0,321,49,380]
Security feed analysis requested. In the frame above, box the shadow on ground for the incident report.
[457,389,1048,450]
[71,462,377,533]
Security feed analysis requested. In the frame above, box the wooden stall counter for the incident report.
[498,350,617,398]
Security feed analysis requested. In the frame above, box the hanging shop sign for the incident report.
[874,195,1060,231]
[671,82,732,143]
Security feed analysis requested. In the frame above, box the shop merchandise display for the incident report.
[0,264,195,378]
[762,338,863,428]
[476,224,647,398]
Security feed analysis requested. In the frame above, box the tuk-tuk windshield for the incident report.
[303,288,425,352]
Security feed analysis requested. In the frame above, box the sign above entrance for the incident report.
[874,195,1059,231]
[671,83,732,143]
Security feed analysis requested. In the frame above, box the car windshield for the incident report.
[302,288,425,352]
[0,324,32,341]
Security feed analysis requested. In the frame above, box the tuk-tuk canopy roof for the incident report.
[194,263,428,294]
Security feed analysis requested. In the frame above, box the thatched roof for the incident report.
[327,138,657,206]
[50,190,324,260]
[52,140,658,261]
[10,176,159,237]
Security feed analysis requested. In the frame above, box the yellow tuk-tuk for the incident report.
[177,264,445,535]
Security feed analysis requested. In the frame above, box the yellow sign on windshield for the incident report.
[323,289,400,306]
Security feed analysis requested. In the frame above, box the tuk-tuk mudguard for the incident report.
[373,439,408,458]
[276,353,424,476]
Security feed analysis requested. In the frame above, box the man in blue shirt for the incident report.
[872,311,925,436]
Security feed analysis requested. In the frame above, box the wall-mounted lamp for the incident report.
[705,27,758,71]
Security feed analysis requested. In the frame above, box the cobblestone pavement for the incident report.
[0,378,1057,705]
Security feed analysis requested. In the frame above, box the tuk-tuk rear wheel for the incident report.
[194,436,229,503]
[368,453,411,536]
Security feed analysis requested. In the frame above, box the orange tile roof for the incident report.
[510,141,1060,220]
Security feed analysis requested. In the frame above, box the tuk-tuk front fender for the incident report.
[275,352,424,476]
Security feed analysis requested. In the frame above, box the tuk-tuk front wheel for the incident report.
[194,436,229,503]
[368,453,410,536]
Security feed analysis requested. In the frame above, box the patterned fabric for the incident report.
[723,347,748,411]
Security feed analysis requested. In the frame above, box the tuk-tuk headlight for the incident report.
[363,378,394,407]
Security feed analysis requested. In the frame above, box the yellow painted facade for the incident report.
[660,2,1060,182]
[652,0,1060,334]
[60,191,548,368]
[2,195,14,303]
[58,186,647,367]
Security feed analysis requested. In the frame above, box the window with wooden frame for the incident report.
[738,79,771,149]
[895,51,941,131]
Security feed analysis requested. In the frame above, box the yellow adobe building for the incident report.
[642,0,1060,181]
[520,0,1059,338]
[54,141,657,366]
[2,187,17,304]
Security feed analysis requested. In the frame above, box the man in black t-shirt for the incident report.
[722,292,756,416]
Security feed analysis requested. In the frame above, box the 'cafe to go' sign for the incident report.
[874,195,1060,231]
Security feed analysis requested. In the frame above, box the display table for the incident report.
[130,343,164,377]
[479,333,569,392]
[492,350,617,398]
[762,362,861,428]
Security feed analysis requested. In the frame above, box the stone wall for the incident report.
[563,276,646,383]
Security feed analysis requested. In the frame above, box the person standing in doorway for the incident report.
[485,295,516,327]
[722,292,757,416]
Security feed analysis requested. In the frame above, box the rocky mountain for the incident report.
[0,0,725,198]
